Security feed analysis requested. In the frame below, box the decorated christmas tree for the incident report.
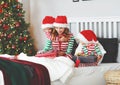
[0,0,36,55]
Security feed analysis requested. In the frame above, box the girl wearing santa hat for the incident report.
[73,30,106,67]
[37,16,55,53]
[41,16,55,39]
[51,15,75,58]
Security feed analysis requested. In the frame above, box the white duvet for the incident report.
[52,63,120,85]
[0,53,75,84]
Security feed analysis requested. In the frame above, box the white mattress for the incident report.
[51,63,120,85]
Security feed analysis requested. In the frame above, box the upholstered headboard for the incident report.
[68,16,120,63]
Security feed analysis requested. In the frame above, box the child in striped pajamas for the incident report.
[73,30,106,67]
[36,16,75,59]
[37,16,55,53]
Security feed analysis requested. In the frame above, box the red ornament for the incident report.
[15,22,20,27]
[16,5,21,9]
[8,34,12,38]
[75,59,80,67]
[3,25,9,30]
[18,13,22,16]
[3,3,8,8]
[23,37,27,41]
[0,8,2,14]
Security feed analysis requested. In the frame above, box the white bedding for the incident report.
[1,54,120,85]
[52,63,120,85]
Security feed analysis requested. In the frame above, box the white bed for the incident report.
[52,63,120,85]
[1,16,120,85]
[51,16,120,85]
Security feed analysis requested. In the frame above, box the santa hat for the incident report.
[41,16,55,29]
[53,16,68,28]
[76,30,97,43]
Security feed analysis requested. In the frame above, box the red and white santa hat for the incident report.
[76,30,98,43]
[41,16,55,29]
[53,16,68,28]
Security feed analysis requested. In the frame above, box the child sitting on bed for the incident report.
[36,16,75,58]
[41,16,55,39]
[37,16,55,54]
[73,30,106,67]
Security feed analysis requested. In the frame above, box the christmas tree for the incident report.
[0,0,36,56]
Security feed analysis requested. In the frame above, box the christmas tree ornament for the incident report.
[3,25,9,30]
[23,37,27,41]
[15,22,20,27]
[25,35,28,37]
[0,8,2,13]
[16,4,20,9]
[12,31,16,34]
[18,13,22,16]
[7,34,12,38]
[3,3,8,8]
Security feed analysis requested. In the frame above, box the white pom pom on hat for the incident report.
[53,16,68,28]
[76,30,98,43]
[41,16,55,29]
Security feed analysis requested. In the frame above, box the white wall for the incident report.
[27,0,120,50]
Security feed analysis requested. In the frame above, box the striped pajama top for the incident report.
[43,34,74,58]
